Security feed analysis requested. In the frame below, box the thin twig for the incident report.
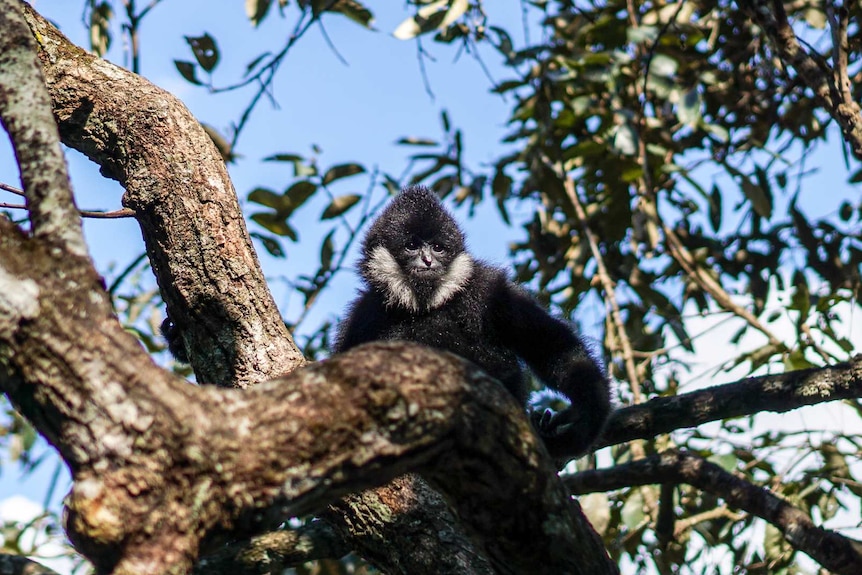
[0,181,24,196]
[559,172,643,404]
[1,182,136,219]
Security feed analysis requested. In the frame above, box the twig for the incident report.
[555,165,643,404]
[1,182,136,219]
[661,223,785,349]
[0,181,24,196]
[565,448,862,575]
[739,0,862,159]
[673,505,746,539]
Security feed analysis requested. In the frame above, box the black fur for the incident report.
[335,186,611,457]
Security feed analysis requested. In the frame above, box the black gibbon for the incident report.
[335,186,611,457]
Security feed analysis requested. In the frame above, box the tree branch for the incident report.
[596,354,862,448]
[20,1,305,388]
[15,6,508,572]
[0,0,87,256]
[195,522,349,574]
[1,181,136,218]
[322,476,496,574]
[0,554,61,575]
[738,0,862,159]
[565,448,862,575]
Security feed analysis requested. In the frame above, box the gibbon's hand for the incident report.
[530,405,602,458]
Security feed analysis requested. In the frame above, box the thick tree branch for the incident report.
[738,0,862,159]
[565,449,862,575]
[194,522,349,574]
[0,554,61,575]
[597,355,862,448]
[0,0,86,256]
[0,208,612,574]
[322,476,496,574]
[20,1,304,388]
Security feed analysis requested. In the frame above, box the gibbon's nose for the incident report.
[420,248,434,266]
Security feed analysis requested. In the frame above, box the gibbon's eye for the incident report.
[431,243,446,254]
[405,237,422,251]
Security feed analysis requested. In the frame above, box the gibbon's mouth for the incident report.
[410,267,442,275]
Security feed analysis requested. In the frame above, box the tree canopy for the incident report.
[0,1,860,574]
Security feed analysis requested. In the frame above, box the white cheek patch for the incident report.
[365,246,419,312]
[430,252,473,309]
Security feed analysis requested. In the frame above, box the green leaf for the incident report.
[248,187,285,210]
[321,194,361,219]
[707,453,738,473]
[488,26,516,62]
[263,153,304,163]
[174,61,202,85]
[677,88,701,125]
[320,230,335,271]
[763,524,794,570]
[397,137,439,146]
[621,490,646,531]
[89,2,113,57]
[250,212,298,240]
[284,181,318,211]
[246,0,272,26]
[322,163,366,185]
[393,0,449,39]
[802,8,827,29]
[784,348,815,370]
[839,201,854,221]
[708,184,722,231]
[627,25,659,44]
[184,34,219,72]
[250,232,286,258]
[439,0,468,29]
[330,0,375,29]
[740,177,772,218]
[392,15,421,40]
[649,53,678,78]
[382,174,401,195]
[612,123,638,156]
[702,122,730,142]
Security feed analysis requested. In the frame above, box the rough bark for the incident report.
[596,355,862,449]
[323,476,495,574]
[20,1,304,389]
[0,554,61,575]
[0,0,86,257]
[0,228,612,574]
[194,522,349,574]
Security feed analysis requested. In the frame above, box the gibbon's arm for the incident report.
[333,292,384,353]
[494,284,611,457]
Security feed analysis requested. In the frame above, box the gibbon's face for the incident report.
[364,229,473,312]
[400,234,451,278]
[360,187,473,311]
